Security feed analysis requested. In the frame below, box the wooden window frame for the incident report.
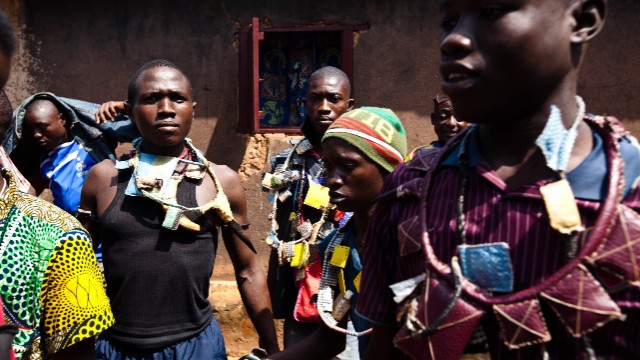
[237,17,369,134]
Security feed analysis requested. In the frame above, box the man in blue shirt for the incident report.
[23,99,97,213]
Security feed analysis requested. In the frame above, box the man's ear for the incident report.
[59,112,67,126]
[347,99,355,110]
[570,0,607,44]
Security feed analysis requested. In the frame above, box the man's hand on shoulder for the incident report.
[94,101,126,124]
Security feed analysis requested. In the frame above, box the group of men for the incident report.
[0,13,277,360]
[266,0,640,359]
[0,0,638,359]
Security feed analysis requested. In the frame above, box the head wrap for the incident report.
[432,94,451,109]
[322,107,407,173]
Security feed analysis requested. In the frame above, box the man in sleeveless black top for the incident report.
[79,60,280,359]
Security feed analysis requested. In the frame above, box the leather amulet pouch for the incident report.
[588,204,640,288]
[394,270,485,360]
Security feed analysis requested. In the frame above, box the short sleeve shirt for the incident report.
[40,140,97,214]
[357,121,640,358]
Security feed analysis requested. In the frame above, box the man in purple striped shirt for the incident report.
[357,0,640,359]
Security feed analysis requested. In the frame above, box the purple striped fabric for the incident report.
[357,137,640,358]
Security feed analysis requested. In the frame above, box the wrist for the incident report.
[259,339,280,355]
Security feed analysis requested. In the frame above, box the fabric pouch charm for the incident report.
[458,242,513,293]
[265,231,278,246]
[330,245,350,268]
[353,271,362,293]
[303,178,330,210]
[290,243,308,267]
[295,139,313,154]
[126,153,179,197]
[261,173,275,190]
[297,220,313,240]
[162,207,183,230]
[540,178,584,234]
[278,189,293,202]
[282,242,296,262]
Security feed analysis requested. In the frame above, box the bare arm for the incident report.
[216,165,280,355]
[94,100,126,124]
[78,160,115,246]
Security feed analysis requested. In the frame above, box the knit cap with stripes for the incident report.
[322,107,407,173]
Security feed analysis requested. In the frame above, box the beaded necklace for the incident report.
[316,218,372,336]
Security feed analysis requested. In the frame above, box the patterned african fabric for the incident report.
[356,118,640,359]
[0,168,113,359]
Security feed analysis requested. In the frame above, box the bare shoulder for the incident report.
[210,164,241,186]
[210,164,244,198]
[84,159,117,193]
[90,159,118,177]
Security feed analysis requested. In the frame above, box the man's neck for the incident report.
[307,133,324,156]
[475,93,593,190]
[140,140,186,158]
[353,208,371,253]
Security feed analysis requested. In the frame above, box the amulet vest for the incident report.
[100,167,218,349]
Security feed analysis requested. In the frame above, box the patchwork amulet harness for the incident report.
[384,116,640,359]
[116,138,256,252]
[264,139,339,268]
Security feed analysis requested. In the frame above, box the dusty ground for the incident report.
[209,279,284,360]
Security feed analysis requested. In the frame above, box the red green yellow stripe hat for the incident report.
[322,107,407,173]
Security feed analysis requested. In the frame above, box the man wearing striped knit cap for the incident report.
[267,107,406,359]
[324,107,406,173]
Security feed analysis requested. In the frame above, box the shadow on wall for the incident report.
[205,127,249,171]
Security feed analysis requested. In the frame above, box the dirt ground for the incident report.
[209,280,284,360]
